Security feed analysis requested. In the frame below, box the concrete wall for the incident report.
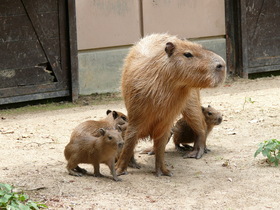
[76,0,226,95]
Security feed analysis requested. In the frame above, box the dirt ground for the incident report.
[1,76,280,210]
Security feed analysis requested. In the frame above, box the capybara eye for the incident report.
[183,52,193,58]
[208,112,212,116]
[121,116,127,121]
[108,136,112,140]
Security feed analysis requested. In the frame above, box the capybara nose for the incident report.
[218,117,223,124]
[216,64,224,71]
[118,142,124,148]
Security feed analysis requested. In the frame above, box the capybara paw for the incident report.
[116,168,128,176]
[155,169,173,177]
[183,148,205,159]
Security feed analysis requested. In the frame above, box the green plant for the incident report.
[0,183,47,210]
[254,139,280,166]
[243,97,255,110]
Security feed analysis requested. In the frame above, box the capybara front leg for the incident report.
[154,133,172,177]
[116,125,138,175]
[183,133,206,159]
[182,91,207,159]
[108,159,121,181]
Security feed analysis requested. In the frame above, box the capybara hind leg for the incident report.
[116,126,138,175]
[154,133,172,177]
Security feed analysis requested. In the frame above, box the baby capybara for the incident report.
[173,105,223,157]
[116,33,226,176]
[64,128,124,181]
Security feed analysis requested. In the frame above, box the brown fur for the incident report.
[64,128,124,181]
[173,105,223,157]
[116,33,226,176]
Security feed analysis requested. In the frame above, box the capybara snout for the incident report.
[202,105,223,126]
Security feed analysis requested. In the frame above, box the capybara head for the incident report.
[106,110,128,130]
[129,34,226,90]
[98,128,124,149]
[202,105,223,126]
[164,39,226,88]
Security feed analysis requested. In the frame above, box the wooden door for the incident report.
[0,0,78,105]
[226,0,280,77]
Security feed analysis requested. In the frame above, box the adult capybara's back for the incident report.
[116,33,226,176]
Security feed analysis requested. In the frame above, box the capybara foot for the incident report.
[116,168,128,176]
[128,159,141,169]
[183,147,205,159]
[74,166,87,174]
[155,168,173,177]
[140,147,155,155]
[68,169,83,177]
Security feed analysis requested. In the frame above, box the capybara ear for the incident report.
[165,42,175,57]
[106,110,112,115]
[99,128,106,136]
[112,111,118,119]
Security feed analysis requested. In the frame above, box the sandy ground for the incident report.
[1,76,280,210]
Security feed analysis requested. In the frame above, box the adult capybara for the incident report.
[116,33,226,176]
[173,105,223,157]
[64,128,124,181]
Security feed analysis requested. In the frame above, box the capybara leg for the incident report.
[182,94,207,159]
[93,162,103,177]
[128,155,141,169]
[75,166,87,174]
[154,133,172,177]
[116,125,138,175]
[183,134,206,159]
[108,159,121,181]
